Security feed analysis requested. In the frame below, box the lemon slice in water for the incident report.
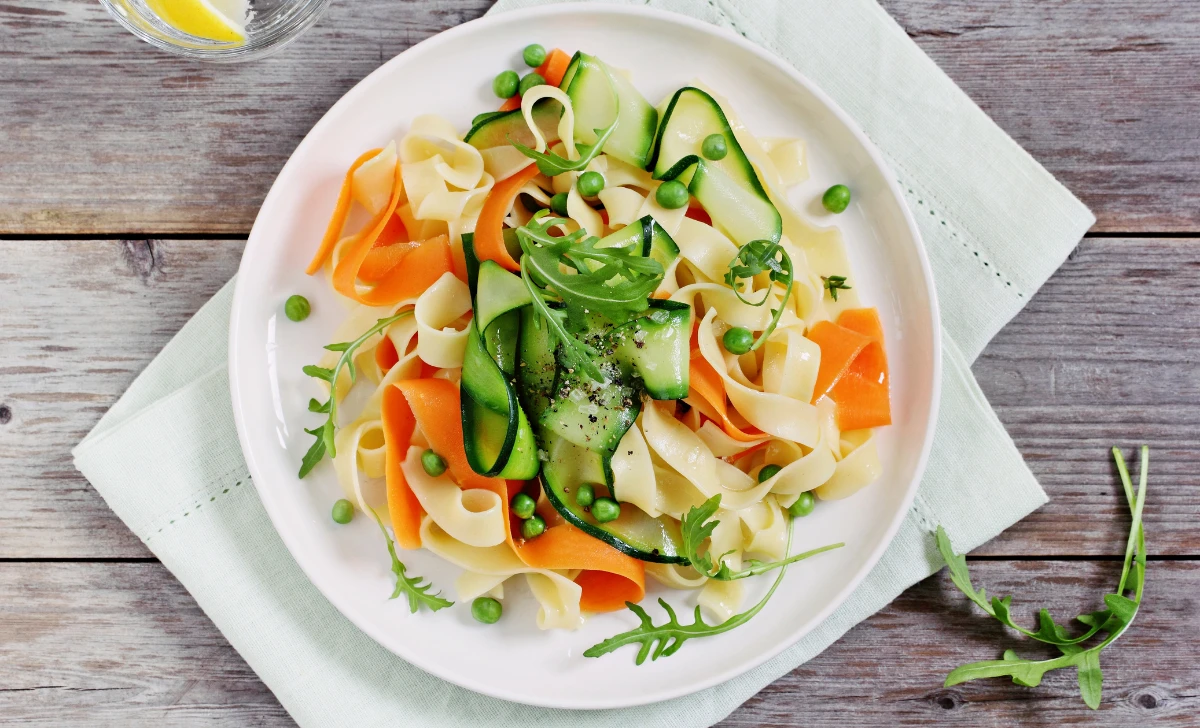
[145,0,249,43]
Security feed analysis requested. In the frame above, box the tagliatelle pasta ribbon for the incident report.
[381,378,644,612]
[687,356,767,443]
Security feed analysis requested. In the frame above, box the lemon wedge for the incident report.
[145,0,249,43]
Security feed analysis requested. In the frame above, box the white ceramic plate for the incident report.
[230,4,940,710]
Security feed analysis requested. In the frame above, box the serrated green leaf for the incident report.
[302,365,335,382]
[370,509,452,613]
[297,312,411,478]
[1077,650,1103,709]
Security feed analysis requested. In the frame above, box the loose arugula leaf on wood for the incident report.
[298,312,412,477]
[682,494,843,581]
[370,509,452,614]
[723,240,793,351]
[940,446,1149,710]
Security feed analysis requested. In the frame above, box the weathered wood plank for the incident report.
[0,239,245,558]
[974,238,1200,555]
[877,0,1200,233]
[1,560,1194,726]
[2,0,1198,235]
[1,237,1197,558]
[0,0,496,235]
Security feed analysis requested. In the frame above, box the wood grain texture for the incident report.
[2,0,1199,234]
[0,0,495,236]
[3,237,1195,558]
[877,0,1200,233]
[1,560,1195,726]
[0,239,244,558]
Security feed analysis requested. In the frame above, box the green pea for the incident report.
[421,449,447,477]
[574,483,596,508]
[655,180,689,210]
[550,192,569,216]
[511,493,537,520]
[522,43,547,68]
[722,326,754,355]
[592,497,621,523]
[788,491,816,518]
[757,464,783,483]
[701,133,728,161]
[822,184,852,214]
[284,295,310,322]
[492,70,519,100]
[518,72,545,97]
[577,171,605,197]
[331,498,354,524]
[521,514,546,540]
[471,596,503,624]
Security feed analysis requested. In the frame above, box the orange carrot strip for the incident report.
[306,148,382,275]
[806,320,872,403]
[515,523,645,613]
[358,241,421,284]
[728,440,769,463]
[449,236,469,284]
[332,162,406,300]
[688,358,766,442]
[474,163,539,272]
[357,236,452,307]
[535,48,572,87]
[385,378,643,611]
[381,385,423,549]
[498,95,521,112]
[685,205,712,226]
[375,333,400,374]
[830,309,891,430]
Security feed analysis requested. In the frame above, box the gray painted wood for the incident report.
[1,0,1197,725]
[1,561,1194,726]
[876,0,1200,234]
[2,0,1199,234]
[2,237,1194,559]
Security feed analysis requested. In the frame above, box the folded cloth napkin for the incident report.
[73,0,1095,725]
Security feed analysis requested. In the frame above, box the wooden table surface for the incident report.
[2,0,1198,725]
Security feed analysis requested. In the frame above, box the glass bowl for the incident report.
[99,0,332,62]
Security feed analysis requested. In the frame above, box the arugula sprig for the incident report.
[298,312,411,477]
[939,446,1149,709]
[723,240,794,351]
[682,495,843,580]
[516,214,664,383]
[821,275,851,302]
[585,506,840,664]
[370,509,452,613]
[511,66,620,176]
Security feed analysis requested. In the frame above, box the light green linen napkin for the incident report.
[73,1,1095,725]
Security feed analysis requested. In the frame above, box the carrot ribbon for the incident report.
[806,309,891,430]
[380,378,644,611]
[474,162,540,272]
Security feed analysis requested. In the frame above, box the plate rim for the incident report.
[229,2,942,709]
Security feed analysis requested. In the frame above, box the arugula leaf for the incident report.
[298,312,412,477]
[516,214,664,383]
[723,240,793,351]
[370,509,452,613]
[820,274,851,302]
[586,517,816,664]
[940,446,1149,710]
[511,65,620,176]
[512,117,618,177]
[681,494,842,581]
